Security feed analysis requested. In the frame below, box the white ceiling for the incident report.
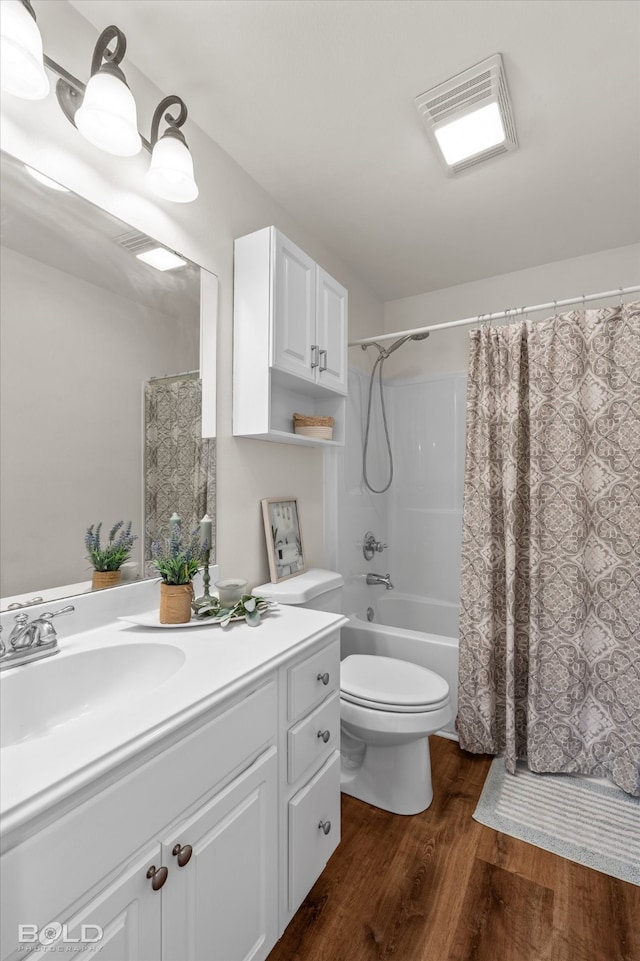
[69,0,640,302]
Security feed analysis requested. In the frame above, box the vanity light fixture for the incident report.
[0,0,199,202]
[415,54,518,175]
[147,96,199,203]
[0,0,49,100]
[135,247,187,271]
[73,25,141,157]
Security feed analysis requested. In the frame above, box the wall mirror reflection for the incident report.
[0,150,216,610]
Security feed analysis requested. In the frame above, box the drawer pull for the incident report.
[172,843,193,867]
[318,819,332,836]
[146,865,168,891]
[317,729,331,743]
[317,672,330,686]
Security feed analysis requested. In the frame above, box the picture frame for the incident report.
[261,497,306,583]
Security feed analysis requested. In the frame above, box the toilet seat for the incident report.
[340,655,450,714]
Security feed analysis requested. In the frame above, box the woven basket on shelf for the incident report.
[293,412,335,439]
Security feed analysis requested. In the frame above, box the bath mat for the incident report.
[473,758,640,886]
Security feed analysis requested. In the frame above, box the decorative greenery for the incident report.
[151,524,204,585]
[194,594,275,628]
[85,521,137,572]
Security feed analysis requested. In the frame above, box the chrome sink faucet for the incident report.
[0,604,75,671]
[365,573,394,590]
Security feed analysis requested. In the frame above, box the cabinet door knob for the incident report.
[319,349,327,372]
[317,671,330,686]
[317,729,331,743]
[310,345,319,369]
[146,865,168,891]
[172,843,193,867]
[318,820,332,835]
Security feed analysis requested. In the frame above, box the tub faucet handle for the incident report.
[363,532,387,561]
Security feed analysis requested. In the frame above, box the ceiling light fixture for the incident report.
[0,0,199,202]
[415,54,517,175]
[135,246,187,271]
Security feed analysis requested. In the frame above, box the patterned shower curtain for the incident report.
[144,376,216,574]
[457,302,640,795]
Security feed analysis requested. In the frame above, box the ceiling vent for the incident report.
[114,229,156,254]
[415,54,517,175]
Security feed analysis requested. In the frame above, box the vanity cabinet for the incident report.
[1,623,344,961]
[279,637,341,927]
[233,226,348,446]
[1,683,278,961]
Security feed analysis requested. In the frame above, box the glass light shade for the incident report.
[434,102,506,166]
[147,134,199,203]
[74,70,141,157]
[0,0,49,100]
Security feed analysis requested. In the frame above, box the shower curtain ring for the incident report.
[619,287,624,306]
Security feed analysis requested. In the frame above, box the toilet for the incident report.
[254,569,452,815]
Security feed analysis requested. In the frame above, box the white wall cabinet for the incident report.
[1,631,342,961]
[234,226,348,446]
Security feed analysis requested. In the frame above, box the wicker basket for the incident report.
[293,412,335,440]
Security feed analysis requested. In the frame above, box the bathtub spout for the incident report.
[366,573,394,590]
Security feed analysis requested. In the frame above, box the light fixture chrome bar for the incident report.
[348,286,640,347]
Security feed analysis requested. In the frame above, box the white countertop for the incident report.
[1,590,346,848]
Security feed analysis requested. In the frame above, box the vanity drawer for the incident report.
[288,750,340,912]
[287,637,339,722]
[287,691,339,784]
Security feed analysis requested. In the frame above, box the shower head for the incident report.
[381,330,430,358]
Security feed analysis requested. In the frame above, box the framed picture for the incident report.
[261,497,306,583]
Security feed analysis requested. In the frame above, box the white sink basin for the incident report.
[1,643,186,748]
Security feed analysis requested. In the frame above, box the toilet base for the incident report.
[340,733,433,815]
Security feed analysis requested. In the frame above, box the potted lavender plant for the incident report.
[85,521,138,590]
[151,520,205,624]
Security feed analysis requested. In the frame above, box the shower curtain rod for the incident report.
[348,284,640,348]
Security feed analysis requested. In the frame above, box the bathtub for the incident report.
[342,593,460,738]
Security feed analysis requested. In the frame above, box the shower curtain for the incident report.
[144,376,216,574]
[457,302,640,795]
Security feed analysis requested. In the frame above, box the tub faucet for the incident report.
[0,604,75,671]
[366,573,394,590]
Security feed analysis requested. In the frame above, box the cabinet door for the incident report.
[162,747,278,961]
[316,267,348,394]
[272,231,316,383]
[10,846,162,961]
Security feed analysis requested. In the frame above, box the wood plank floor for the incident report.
[268,737,640,961]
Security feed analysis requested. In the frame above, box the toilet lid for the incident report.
[341,655,449,712]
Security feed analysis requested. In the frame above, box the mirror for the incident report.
[0,151,216,610]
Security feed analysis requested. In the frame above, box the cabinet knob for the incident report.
[310,345,319,369]
[317,729,331,743]
[146,865,168,891]
[318,820,332,836]
[319,349,327,372]
[172,843,193,867]
[317,672,330,686]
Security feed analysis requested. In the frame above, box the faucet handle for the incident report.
[39,605,75,620]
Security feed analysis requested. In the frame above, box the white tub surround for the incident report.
[1,581,346,961]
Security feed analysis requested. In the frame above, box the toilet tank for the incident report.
[253,569,344,613]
